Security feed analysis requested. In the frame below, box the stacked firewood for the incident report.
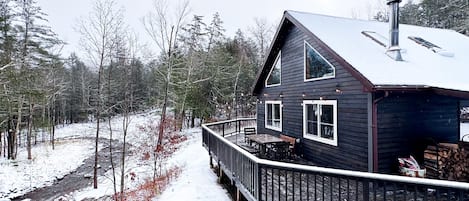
[424,142,469,181]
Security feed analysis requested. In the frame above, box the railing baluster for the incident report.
[278,168,281,201]
[264,168,267,201]
[285,170,288,201]
[347,177,350,201]
[322,174,325,201]
[314,174,317,201]
[423,185,427,201]
[383,181,386,201]
[373,181,377,201]
[403,184,407,201]
[338,177,342,201]
[299,172,302,201]
[291,171,295,200]
[271,168,274,201]
[355,179,359,201]
[306,174,310,201]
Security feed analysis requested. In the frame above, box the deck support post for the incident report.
[209,154,213,168]
[218,160,223,183]
[236,188,240,201]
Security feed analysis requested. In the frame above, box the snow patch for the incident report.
[0,140,98,199]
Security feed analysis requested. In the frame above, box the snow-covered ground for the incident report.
[156,128,231,201]
[461,123,469,142]
[0,110,230,200]
[0,140,99,199]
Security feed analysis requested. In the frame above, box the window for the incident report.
[304,41,335,81]
[408,36,440,50]
[408,36,454,57]
[361,31,387,47]
[266,52,281,87]
[265,101,282,131]
[303,100,337,146]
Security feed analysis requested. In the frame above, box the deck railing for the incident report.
[202,118,469,201]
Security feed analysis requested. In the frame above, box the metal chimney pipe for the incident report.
[386,0,403,61]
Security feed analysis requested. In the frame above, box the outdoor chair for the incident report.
[244,127,256,143]
[280,134,297,158]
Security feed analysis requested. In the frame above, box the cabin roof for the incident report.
[253,10,469,98]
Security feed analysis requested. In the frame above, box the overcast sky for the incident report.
[36,0,398,58]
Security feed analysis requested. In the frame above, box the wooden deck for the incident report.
[224,133,459,201]
[203,120,469,201]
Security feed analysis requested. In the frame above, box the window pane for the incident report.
[306,104,318,136]
[305,43,335,80]
[320,125,334,140]
[273,104,280,120]
[267,104,273,126]
[321,105,333,124]
[273,120,280,127]
[308,121,318,136]
[267,55,281,85]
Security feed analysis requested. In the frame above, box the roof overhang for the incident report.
[252,11,469,101]
[373,85,469,99]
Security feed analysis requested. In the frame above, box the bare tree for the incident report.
[248,17,274,65]
[76,0,124,189]
[142,0,189,178]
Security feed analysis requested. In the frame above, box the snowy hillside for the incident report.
[0,111,230,201]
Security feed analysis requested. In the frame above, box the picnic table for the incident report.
[246,134,289,159]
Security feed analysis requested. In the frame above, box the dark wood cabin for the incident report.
[252,10,469,173]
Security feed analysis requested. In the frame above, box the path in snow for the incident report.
[156,128,231,201]
[12,138,129,201]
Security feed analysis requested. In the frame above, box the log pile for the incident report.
[424,142,469,181]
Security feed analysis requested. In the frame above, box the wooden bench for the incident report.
[244,127,256,143]
[280,134,297,158]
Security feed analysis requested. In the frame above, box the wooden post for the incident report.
[209,154,213,168]
[236,188,240,201]
[218,166,223,183]
[218,160,222,183]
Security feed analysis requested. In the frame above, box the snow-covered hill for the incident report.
[0,110,230,200]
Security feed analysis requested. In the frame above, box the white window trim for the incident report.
[266,51,281,87]
[303,41,336,82]
[303,100,338,146]
[265,100,282,132]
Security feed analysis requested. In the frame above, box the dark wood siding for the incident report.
[256,24,370,171]
[377,92,460,173]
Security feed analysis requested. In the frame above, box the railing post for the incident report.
[222,124,225,137]
[257,163,262,201]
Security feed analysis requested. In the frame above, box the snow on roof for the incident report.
[288,10,469,92]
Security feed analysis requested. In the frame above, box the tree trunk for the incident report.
[108,117,117,194]
[51,95,56,150]
[120,115,128,199]
[7,128,14,159]
[108,63,116,194]
[94,73,101,189]
[156,27,175,155]
[191,111,195,128]
[27,103,33,160]
[14,95,24,159]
